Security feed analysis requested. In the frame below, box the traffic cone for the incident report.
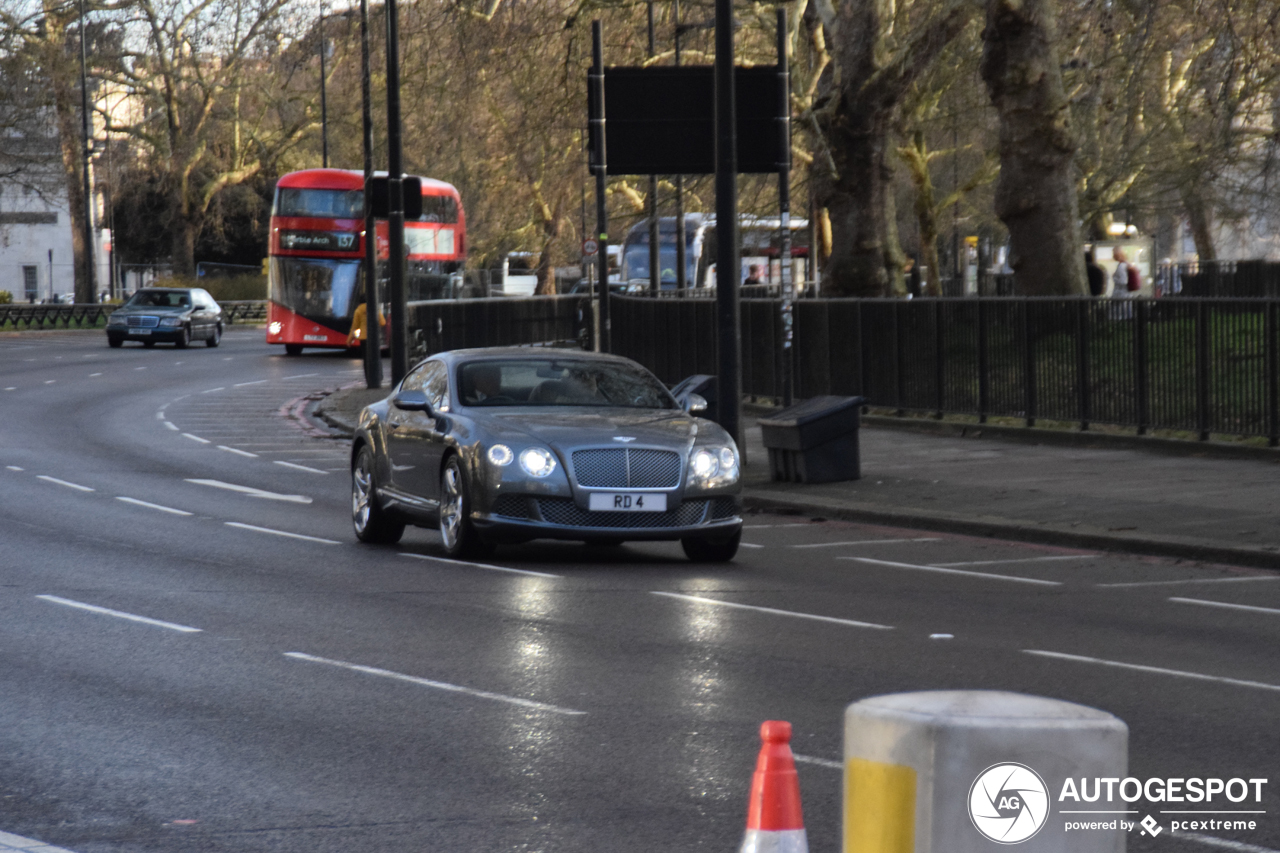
[739,720,809,853]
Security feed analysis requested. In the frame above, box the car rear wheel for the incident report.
[439,455,494,558]
[681,530,741,562]
[206,324,221,347]
[174,325,190,349]
[352,445,405,544]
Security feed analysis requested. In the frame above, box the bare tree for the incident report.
[981,0,1086,295]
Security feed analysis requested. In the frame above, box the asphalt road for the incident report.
[1,328,1276,853]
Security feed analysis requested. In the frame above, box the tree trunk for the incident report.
[980,0,1087,296]
[45,10,94,302]
[1183,189,1217,262]
[817,107,893,297]
[170,198,198,278]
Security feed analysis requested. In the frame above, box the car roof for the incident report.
[433,347,641,366]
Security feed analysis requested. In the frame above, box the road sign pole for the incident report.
[714,0,741,445]
[591,22,610,353]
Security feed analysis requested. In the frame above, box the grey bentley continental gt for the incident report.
[350,348,742,561]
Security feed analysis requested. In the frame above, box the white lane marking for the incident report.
[399,553,561,578]
[89,372,102,376]
[1174,833,1280,853]
[44,380,55,384]
[933,555,1092,567]
[652,591,894,630]
[155,411,166,420]
[134,367,147,371]
[792,538,941,548]
[0,828,83,852]
[37,475,95,492]
[164,422,179,431]
[3,387,15,391]
[1170,597,1280,617]
[224,522,338,544]
[218,445,259,458]
[201,387,225,394]
[115,496,193,517]
[234,379,270,387]
[1099,576,1280,589]
[930,633,955,640]
[284,652,586,715]
[182,433,211,444]
[37,595,201,633]
[793,754,842,769]
[6,466,22,471]
[845,557,1062,586]
[743,523,814,529]
[740,542,764,549]
[187,479,312,504]
[273,460,330,474]
[1024,650,1280,693]
[283,373,319,380]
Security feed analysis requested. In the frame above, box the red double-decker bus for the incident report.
[266,168,467,355]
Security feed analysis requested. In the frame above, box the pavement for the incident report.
[314,382,1280,570]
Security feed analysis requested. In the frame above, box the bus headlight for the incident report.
[519,447,557,478]
[269,321,283,334]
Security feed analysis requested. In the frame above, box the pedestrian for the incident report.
[1110,247,1133,319]
[744,263,764,285]
[1085,250,1106,297]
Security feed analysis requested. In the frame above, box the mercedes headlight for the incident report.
[159,316,182,327]
[518,447,557,478]
[689,445,739,488]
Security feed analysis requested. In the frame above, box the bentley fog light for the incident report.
[487,444,514,467]
[518,447,557,478]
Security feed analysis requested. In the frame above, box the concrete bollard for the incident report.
[844,691,1127,853]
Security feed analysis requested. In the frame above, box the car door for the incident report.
[386,360,449,502]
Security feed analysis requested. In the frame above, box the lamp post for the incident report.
[714,0,741,446]
[319,0,329,168]
[359,0,381,388]
[385,0,408,383]
[76,0,97,303]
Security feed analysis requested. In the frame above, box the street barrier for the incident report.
[740,720,809,853]
[843,691,1127,853]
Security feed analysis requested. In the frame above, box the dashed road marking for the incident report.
[115,496,193,516]
[273,460,330,474]
[182,433,211,444]
[791,538,941,549]
[217,445,259,458]
[933,555,1092,567]
[37,595,201,633]
[224,522,337,544]
[187,479,312,503]
[1024,649,1280,693]
[284,652,586,715]
[37,475,94,492]
[399,552,561,578]
[652,591,894,630]
[845,556,1062,586]
[1170,597,1280,617]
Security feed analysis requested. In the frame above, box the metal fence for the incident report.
[407,294,593,361]
[1158,260,1280,298]
[610,295,1280,445]
[0,299,268,330]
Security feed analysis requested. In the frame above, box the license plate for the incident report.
[133,328,151,335]
[588,492,666,512]
[303,334,327,342]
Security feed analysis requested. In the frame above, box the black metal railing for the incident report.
[0,300,268,330]
[406,294,593,361]
[610,295,1280,445]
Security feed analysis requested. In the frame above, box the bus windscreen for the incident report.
[271,258,361,320]
[275,187,364,219]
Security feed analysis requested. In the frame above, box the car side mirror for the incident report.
[684,393,708,413]
[393,389,432,413]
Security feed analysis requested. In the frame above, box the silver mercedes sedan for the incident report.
[350,348,742,561]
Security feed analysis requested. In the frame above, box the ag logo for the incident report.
[968,763,1050,844]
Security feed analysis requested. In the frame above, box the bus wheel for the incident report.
[285,343,303,356]
[352,445,404,544]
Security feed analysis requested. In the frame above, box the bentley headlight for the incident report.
[690,449,719,480]
[518,447,557,478]
[159,316,182,327]
[689,445,739,488]
[487,444,514,467]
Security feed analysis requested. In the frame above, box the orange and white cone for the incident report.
[739,720,809,853]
